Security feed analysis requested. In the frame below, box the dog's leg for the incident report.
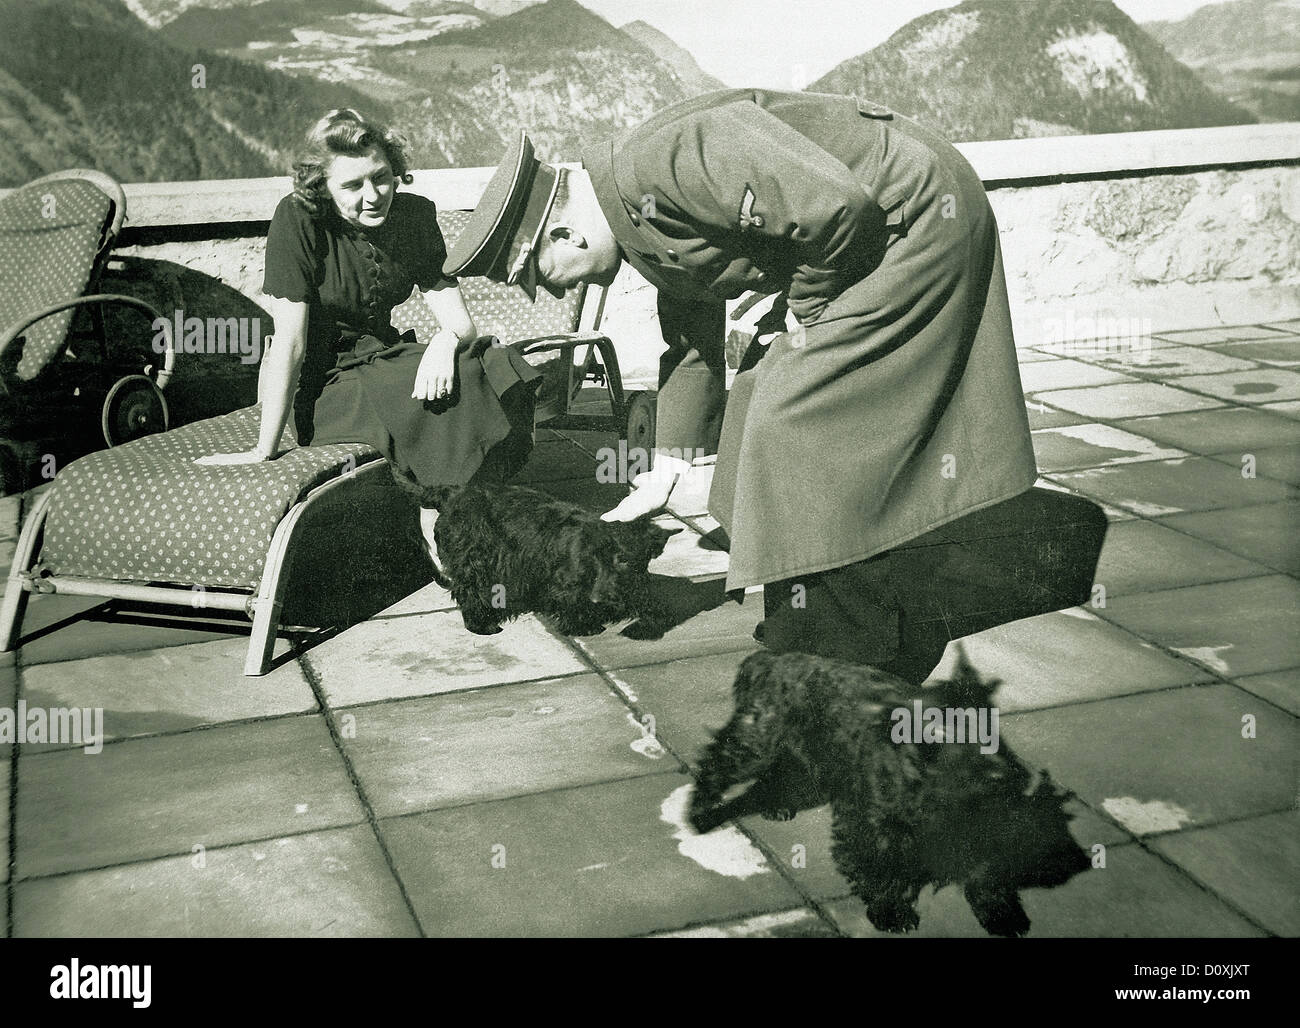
[745,749,825,821]
[688,715,778,833]
[832,810,923,934]
[965,878,1031,938]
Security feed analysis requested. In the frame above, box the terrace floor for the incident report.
[2,320,1298,938]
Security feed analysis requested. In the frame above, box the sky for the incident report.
[578,0,1242,89]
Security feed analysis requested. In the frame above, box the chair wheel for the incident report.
[623,390,657,455]
[102,375,169,446]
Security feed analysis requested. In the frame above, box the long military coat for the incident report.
[581,89,1037,592]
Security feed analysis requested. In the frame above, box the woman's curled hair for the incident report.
[291,108,414,217]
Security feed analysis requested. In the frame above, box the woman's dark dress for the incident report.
[262,191,540,495]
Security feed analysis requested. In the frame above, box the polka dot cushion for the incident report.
[0,178,113,382]
[40,406,381,590]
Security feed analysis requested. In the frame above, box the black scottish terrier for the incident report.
[688,647,1090,937]
[422,483,679,636]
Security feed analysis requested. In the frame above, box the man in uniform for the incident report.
[443,88,1039,685]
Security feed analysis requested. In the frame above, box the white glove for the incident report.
[601,453,692,521]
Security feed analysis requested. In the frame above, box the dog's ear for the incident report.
[610,516,681,565]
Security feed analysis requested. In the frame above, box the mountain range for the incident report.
[0,0,1267,188]
[1143,0,1300,122]
[811,0,1254,139]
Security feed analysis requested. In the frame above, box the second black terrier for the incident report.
[423,483,679,636]
[689,647,1090,937]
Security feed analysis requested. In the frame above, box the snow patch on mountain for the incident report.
[1047,29,1149,102]
[291,13,481,49]
[901,9,981,62]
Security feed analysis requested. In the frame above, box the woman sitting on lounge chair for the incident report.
[197,108,541,572]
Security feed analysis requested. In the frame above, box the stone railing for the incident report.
[10,121,1298,395]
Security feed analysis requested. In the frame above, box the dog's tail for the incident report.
[935,643,999,708]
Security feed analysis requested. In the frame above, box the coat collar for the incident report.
[581,138,698,295]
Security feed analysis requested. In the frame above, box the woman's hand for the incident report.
[413,331,458,401]
[194,448,274,466]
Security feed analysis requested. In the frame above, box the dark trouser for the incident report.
[653,294,727,456]
[761,550,951,686]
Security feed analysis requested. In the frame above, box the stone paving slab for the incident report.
[18,636,311,746]
[1260,400,1300,419]
[1148,812,1300,937]
[1091,519,1271,596]
[1171,368,1300,406]
[1030,423,1187,473]
[553,427,619,458]
[374,581,456,618]
[823,843,1264,937]
[1014,347,1058,362]
[648,516,729,580]
[1102,575,1300,678]
[1034,382,1225,419]
[1086,344,1262,377]
[1033,476,1135,521]
[1018,359,1134,393]
[1263,320,1300,334]
[379,772,804,937]
[1209,444,1300,487]
[15,714,364,878]
[512,439,597,484]
[572,582,760,672]
[13,825,419,938]
[1205,337,1300,367]
[1024,402,1090,430]
[340,674,671,819]
[611,649,758,762]
[536,476,630,511]
[926,609,1211,712]
[1113,407,1300,455]
[1230,668,1299,717]
[1154,325,1291,344]
[648,906,838,937]
[1159,501,1300,575]
[1032,334,1181,356]
[306,610,587,707]
[16,595,243,666]
[999,684,1297,837]
[1046,457,1295,517]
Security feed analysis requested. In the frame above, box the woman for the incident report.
[198,109,541,570]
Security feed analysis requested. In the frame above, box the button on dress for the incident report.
[262,191,541,494]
